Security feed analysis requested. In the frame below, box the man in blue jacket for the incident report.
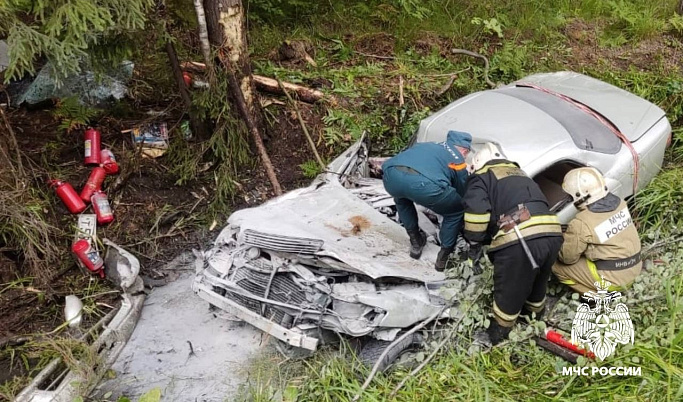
[382,130,472,271]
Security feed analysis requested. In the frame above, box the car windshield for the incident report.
[497,86,622,154]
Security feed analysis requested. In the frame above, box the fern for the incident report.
[52,97,99,133]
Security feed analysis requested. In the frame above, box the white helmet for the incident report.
[562,167,608,207]
[470,142,504,172]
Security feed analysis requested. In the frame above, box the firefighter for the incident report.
[382,130,472,271]
[552,167,642,293]
[463,143,563,345]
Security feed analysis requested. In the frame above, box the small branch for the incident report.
[218,51,283,196]
[450,48,497,89]
[643,235,683,256]
[352,305,448,402]
[388,291,483,398]
[277,78,325,169]
[398,75,405,107]
[435,74,458,97]
[0,106,26,183]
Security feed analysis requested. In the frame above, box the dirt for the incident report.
[349,215,371,235]
[563,19,683,74]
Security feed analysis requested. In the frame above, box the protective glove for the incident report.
[467,242,484,275]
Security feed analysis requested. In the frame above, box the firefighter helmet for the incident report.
[562,167,608,207]
[471,142,504,172]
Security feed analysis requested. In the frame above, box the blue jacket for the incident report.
[383,131,471,195]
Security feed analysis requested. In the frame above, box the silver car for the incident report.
[193,71,671,366]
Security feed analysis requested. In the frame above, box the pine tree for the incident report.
[0,0,153,82]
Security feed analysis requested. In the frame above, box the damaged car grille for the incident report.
[228,264,311,328]
[242,229,324,254]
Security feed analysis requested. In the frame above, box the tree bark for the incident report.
[203,0,223,46]
[678,0,683,15]
[165,41,208,140]
[192,0,213,68]
[217,0,264,130]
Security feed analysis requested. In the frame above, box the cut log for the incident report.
[254,75,324,103]
[180,62,326,104]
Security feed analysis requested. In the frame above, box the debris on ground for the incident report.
[124,122,170,158]
[15,60,134,107]
[64,295,84,328]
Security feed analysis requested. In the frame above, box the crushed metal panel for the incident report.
[355,286,442,328]
[228,181,445,282]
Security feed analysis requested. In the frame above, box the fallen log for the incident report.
[180,61,325,103]
[253,75,324,103]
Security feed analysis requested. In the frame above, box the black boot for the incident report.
[434,247,454,272]
[407,229,427,259]
[487,320,513,346]
[519,306,545,322]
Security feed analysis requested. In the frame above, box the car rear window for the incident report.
[496,87,622,154]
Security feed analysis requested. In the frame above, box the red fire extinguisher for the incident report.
[84,128,102,165]
[91,191,114,225]
[49,180,86,214]
[80,167,106,202]
[182,71,192,87]
[100,149,119,175]
[545,328,595,359]
[71,239,105,277]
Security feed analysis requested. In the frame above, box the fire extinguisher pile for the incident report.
[50,127,120,278]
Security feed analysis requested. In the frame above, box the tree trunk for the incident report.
[203,0,223,46]
[217,0,264,130]
[192,0,213,68]
[678,0,683,15]
[165,41,208,140]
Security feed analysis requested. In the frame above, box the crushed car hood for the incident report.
[222,181,445,282]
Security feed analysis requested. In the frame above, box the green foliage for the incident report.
[299,160,323,179]
[52,96,100,132]
[388,106,431,154]
[0,0,154,82]
[471,17,505,39]
[633,166,683,233]
[603,0,668,40]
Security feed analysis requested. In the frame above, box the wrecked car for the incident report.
[193,71,671,366]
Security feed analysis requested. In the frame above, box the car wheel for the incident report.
[358,333,423,372]
[275,339,315,359]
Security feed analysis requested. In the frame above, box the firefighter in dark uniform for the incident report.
[552,167,642,293]
[463,143,564,345]
[383,130,472,271]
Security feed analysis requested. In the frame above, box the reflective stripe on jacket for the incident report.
[462,159,562,252]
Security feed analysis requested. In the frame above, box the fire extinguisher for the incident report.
[544,328,595,359]
[182,71,192,87]
[91,191,114,225]
[80,167,106,203]
[84,128,102,165]
[71,239,105,277]
[49,180,86,214]
[100,149,119,175]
